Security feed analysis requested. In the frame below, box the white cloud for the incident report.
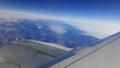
[49,24,66,35]
[67,21,120,39]
[0,10,61,22]
[0,10,37,22]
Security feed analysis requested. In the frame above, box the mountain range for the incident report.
[0,18,100,48]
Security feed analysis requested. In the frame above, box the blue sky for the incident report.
[0,0,119,21]
[0,0,120,38]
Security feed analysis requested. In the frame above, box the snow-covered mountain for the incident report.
[0,10,100,48]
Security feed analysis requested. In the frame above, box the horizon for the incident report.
[0,9,120,39]
[0,0,120,38]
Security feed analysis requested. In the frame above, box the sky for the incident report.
[0,0,119,20]
[0,0,120,38]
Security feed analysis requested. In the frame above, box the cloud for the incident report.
[49,24,66,35]
[0,9,62,21]
[67,21,120,39]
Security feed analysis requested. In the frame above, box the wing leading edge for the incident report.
[51,32,120,68]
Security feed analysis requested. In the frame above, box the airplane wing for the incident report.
[0,32,120,68]
[50,32,120,68]
[0,40,72,68]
